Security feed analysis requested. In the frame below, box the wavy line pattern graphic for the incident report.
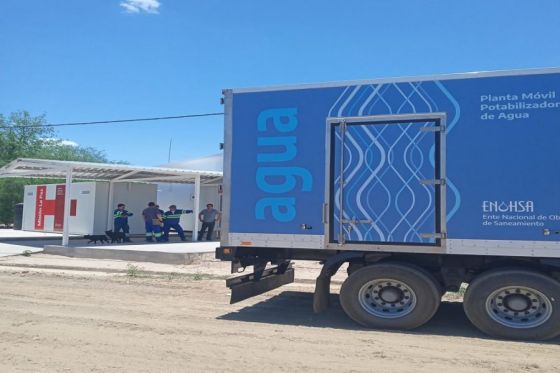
[330,82,461,243]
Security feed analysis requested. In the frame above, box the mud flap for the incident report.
[226,263,294,304]
[313,275,331,314]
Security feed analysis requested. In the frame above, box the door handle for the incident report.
[341,218,372,225]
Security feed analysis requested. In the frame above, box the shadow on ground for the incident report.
[218,290,560,343]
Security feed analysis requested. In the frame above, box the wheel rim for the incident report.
[485,286,553,329]
[358,279,417,319]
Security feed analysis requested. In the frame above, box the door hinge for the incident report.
[420,125,445,133]
[419,232,447,239]
[341,218,372,225]
[419,179,446,185]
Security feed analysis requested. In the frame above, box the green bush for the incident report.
[0,111,113,224]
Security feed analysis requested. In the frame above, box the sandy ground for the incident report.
[0,255,559,373]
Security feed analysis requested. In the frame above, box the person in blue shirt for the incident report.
[142,202,163,242]
[162,205,193,242]
[113,203,133,242]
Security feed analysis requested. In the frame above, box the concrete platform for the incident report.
[0,242,44,257]
[44,241,218,265]
[0,229,79,242]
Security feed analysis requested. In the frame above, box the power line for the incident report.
[0,112,224,129]
[47,112,224,127]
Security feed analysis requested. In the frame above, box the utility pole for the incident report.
[167,137,173,163]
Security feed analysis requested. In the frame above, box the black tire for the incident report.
[339,262,441,330]
[463,269,560,341]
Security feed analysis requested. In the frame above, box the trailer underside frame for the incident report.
[216,246,560,305]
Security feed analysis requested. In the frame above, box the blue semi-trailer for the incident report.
[215,68,560,340]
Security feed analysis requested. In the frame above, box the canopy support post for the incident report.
[106,180,115,230]
[193,175,201,241]
[62,167,73,247]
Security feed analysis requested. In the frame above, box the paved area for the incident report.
[44,241,218,264]
[0,230,46,257]
[0,227,217,262]
[0,242,43,257]
[66,240,218,253]
[0,228,73,240]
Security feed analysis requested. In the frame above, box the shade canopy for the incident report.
[0,158,223,185]
[0,158,223,246]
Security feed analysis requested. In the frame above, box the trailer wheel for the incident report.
[463,269,560,341]
[339,263,441,330]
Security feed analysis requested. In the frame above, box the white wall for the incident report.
[22,185,36,231]
[157,183,221,231]
[111,183,158,234]
[22,182,157,235]
[22,182,98,235]
[93,182,109,233]
[21,181,223,235]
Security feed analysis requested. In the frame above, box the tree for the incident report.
[0,111,110,224]
[0,112,53,165]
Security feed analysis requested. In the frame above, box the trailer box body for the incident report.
[222,69,560,258]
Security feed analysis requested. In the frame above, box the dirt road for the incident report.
[0,264,559,372]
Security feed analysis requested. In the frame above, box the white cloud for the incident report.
[43,138,79,147]
[58,140,79,147]
[120,0,161,14]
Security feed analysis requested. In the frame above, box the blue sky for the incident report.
[1,0,559,166]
